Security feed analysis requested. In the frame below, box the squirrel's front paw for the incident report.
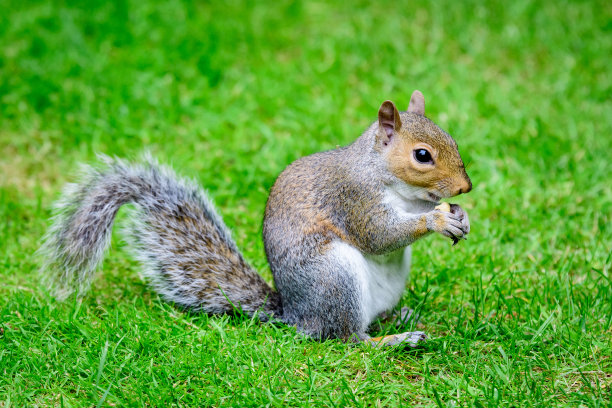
[450,204,470,235]
[427,207,469,244]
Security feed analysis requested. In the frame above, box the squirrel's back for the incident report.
[263,127,390,265]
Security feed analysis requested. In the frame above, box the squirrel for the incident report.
[39,90,472,347]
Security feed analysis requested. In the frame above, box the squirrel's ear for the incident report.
[407,90,425,115]
[378,100,402,145]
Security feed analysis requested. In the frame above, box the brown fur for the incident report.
[385,112,471,197]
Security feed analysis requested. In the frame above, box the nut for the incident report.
[435,202,451,213]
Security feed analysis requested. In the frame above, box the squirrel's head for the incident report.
[376,90,472,202]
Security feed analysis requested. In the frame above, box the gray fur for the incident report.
[39,154,280,320]
[274,249,365,340]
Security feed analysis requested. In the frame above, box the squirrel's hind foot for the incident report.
[366,331,428,348]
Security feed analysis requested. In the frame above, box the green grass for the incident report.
[1,0,611,406]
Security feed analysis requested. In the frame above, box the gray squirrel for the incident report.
[40,90,472,347]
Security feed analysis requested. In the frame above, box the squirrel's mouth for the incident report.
[427,192,441,203]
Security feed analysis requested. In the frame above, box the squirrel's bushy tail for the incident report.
[39,154,281,320]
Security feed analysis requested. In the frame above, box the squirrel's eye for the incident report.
[414,149,433,164]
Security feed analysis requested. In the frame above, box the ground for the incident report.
[0,0,611,406]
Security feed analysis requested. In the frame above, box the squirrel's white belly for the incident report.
[330,242,412,329]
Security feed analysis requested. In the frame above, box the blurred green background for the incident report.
[1,0,611,406]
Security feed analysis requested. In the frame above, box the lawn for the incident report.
[1,0,611,406]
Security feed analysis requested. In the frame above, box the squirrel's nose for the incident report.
[455,179,472,195]
[464,179,472,193]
